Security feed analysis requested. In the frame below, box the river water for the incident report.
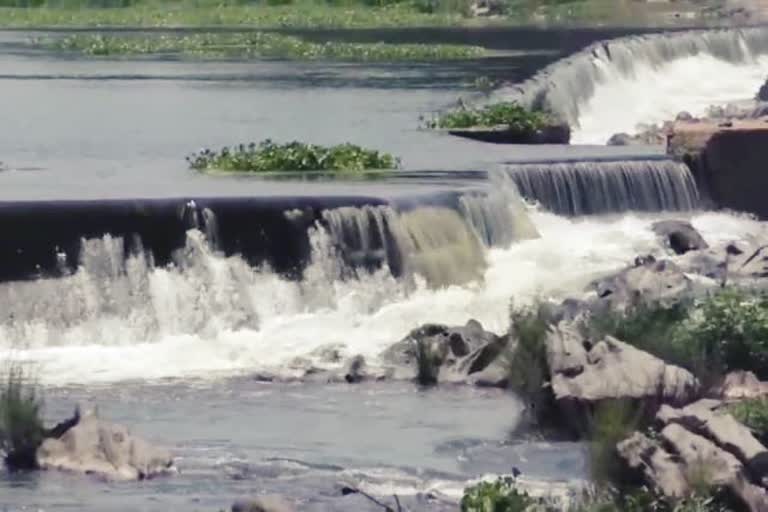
[0,26,766,511]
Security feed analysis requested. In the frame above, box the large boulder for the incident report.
[36,409,174,481]
[757,78,768,102]
[652,220,709,255]
[548,334,698,410]
[381,320,509,386]
[618,400,768,511]
[718,371,768,400]
[590,259,695,310]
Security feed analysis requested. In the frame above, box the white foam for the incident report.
[573,54,768,144]
[0,210,762,385]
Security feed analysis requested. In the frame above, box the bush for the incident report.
[461,477,534,512]
[187,140,400,173]
[587,400,644,484]
[726,397,768,441]
[414,336,443,386]
[0,364,44,469]
[507,302,552,404]
[427,102,553,133]
[575,488,729,512]
[584,288,768,385]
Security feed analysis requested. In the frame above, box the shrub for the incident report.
[575,487,729,512]
[414,336,443,386]
[427,102,553,133]
[507,302,552,401]
[461,477,534,512]
[586,400,644,484]
[187,140,400,173]
[726,397,768,441]
[0,364,44,469]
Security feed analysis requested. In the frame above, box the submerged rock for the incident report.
[232,495,295,512]
[652,219,709,255]
[36,409,174,481]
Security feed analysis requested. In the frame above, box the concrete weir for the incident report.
[0,185,537,286]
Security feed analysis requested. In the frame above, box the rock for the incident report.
[545,322,587,378]
[447,123,571,145]
[652,220,709,255]
[607,133,633,146]
[757,78,768,102]
[658,400,768,464]
[718,371,768,400]
[381,320,503,382]
[343,355,367,384]
[232,495,295,512]
[617,431,689,497]
[36,409,174,481]
[549,335,698,408]
[590,259,694,310]
[676,111,694,122]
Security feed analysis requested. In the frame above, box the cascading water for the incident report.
[503,159,700,216]
[490,27,768,143]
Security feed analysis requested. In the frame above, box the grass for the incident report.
[0,0,687,29]
[187,140,401,173]
[587,400,645,484]
[0,363,44,469]
[48,32,486,60]
[426,102,555,133]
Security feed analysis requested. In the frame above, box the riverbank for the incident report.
[0,0,749,30]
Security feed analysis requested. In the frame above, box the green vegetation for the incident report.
[187,140,400,173]
[426,102,553,133]
[587,400,645,484]
[414,336,442,386]
[507,301,551,400]
[727,397,768,442]
[585,288,768,385]
[50,32,486,61]
[0,364,44,469]
[460,477,534,512]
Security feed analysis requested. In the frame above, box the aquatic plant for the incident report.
[427,102,553,133]
[461,477,534,512]
[0,363,44,469]
[50,32,486,61]
[186,140,401,173]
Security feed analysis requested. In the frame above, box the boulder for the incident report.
[447,123,570,145]
[342,355,368,384]
[36,409,174,481]
[590,259,694,310]
[757,78,768,102]
[232,496,295,512]
[607,133,633,146]
[718,371,768,400]
[617,431,689,497]
[381,320,507,385]
[658,400,768,464]
[549,336,698,408]
[652,220,709,255]
[676,111,694,122]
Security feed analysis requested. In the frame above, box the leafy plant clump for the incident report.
[427,102,553,133]
[0,364,44,469]
[461,477,534,512]
[50,32,486,61]
[187,140,401,173]
[584,288,768,385]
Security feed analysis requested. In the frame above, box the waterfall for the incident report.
[490,27,768,129]
[503,159,699,216]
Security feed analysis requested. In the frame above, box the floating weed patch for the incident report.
[426,101,553,132]
[49,32,486,61]
[187,140,401,173]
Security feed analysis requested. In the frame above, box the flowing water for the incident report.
[1,25,767,511]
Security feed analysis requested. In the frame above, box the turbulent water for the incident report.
[0,202,762,385]
[492,27,768,143]
[503,159,699,215]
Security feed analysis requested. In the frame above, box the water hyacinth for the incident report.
[50,32,486,61]
[187,140,401,173]
[427,101,553,132]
